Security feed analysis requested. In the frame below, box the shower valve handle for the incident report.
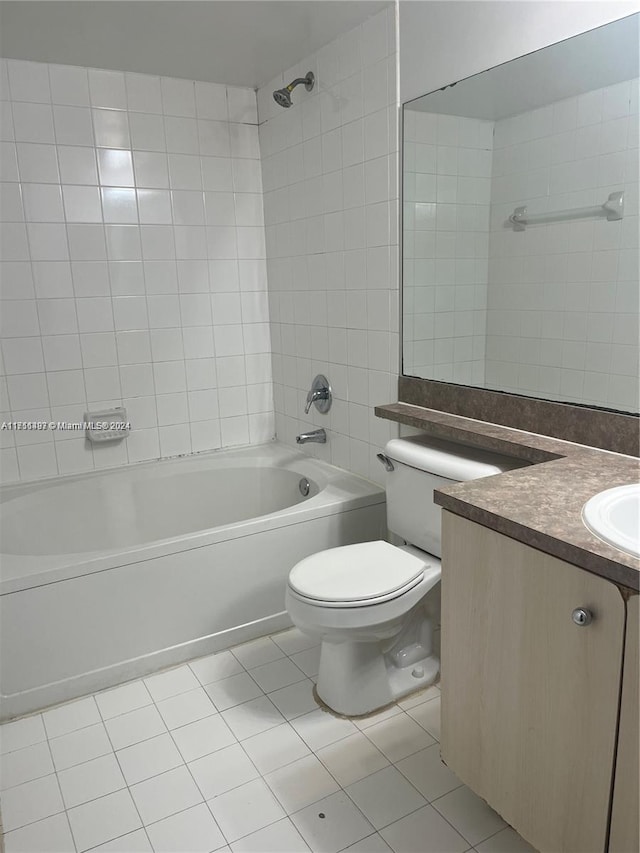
[304,375,332,415]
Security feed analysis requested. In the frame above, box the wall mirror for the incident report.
[402,14,639,415]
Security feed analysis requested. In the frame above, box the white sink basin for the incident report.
[582,483,640,558]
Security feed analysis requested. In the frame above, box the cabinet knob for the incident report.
[572,608,593,626]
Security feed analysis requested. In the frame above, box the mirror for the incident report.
[402,14,639,415]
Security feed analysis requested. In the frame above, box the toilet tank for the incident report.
[383,435,523,557]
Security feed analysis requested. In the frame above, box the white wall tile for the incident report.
[1,60,273,483]
[126,73,163,115]
[53,105,94,146]
[161,77,196,118]
[256,9,398,481]
[88,69,127,110]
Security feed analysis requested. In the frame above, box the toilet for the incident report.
[286,434,520,716]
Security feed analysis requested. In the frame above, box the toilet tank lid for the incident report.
[384,435,523,481]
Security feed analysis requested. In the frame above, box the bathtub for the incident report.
[0,442,386,720]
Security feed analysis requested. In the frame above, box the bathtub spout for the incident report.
[296,429,326,444]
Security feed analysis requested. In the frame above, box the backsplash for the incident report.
[0,59,274,483]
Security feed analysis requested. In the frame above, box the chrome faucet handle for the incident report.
[305,387,327,414]
[304,374,332,415]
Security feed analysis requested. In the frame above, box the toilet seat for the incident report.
[287,540,426,608]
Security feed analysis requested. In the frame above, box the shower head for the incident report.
[273,71,315,108]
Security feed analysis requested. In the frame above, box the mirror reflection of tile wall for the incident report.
[403,66,639,414]
[403,112,493,387]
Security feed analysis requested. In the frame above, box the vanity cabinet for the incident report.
[440,511,637,853]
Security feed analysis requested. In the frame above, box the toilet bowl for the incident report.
[286,435,522,716]
[286,540,441,716]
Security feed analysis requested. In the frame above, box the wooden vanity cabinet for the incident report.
[609,594,639,853]
[440,511,637,853]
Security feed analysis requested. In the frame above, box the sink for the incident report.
[582,483,640,558]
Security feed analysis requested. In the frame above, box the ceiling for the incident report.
[407,12,639,120]
[0,0,390,89]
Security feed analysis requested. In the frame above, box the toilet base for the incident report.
[315,638,439,717]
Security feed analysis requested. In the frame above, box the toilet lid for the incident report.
[288,541,426,603]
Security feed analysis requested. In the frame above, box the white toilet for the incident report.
[286,434,520,716]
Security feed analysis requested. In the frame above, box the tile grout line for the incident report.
[2,633,465,852]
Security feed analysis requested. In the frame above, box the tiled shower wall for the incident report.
[403,110,493,385]
[0,59,273,484]
[486,78,640,412]
[257,7,400,485]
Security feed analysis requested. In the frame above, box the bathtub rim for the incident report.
[0,441,386,595]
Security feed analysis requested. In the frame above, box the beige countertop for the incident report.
[375,402,640,592]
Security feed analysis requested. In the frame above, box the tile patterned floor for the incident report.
[0,629,537,853]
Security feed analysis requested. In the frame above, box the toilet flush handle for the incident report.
[376,453,394,472]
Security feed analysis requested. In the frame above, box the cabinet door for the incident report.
[440,512,625,853]
[609,594,639,853]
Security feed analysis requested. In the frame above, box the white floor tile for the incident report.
[58,753,126,809]
[49,723,112,771]
[43,697,101,739]
[171,713,237,763]
[264,754,340,814]
[208,777,285,842]
[67,789,142,852]
[221,696,284,740]
[346,766,426,830]
[231,637,285,669]
[475,827,537,853]
[0,631,526,853]
[1,774,64,832]
[116,733,183,785]
[144,665,200,702]
[3,812,75,853]
[0,742,54,790]
[249,658,307,693]
[290,709,357,752]
[242,722,310,775]
[395,744,462,802]
[145,803,226,853]
[188,742,259,799]
[190,650,245,686]
[104,704,167,751]
[205,672,263,712]
[396,684,440,711]
[271,628,319,657]
[289,647,321,677]
[156,687,217,730]
[231,816,310,852]
[0,715,46,755]
[432,786,507,847]
[95,681,152,720]
[316,732,389,787]
[342,833,393,852]
[291,791,374,853]
[407,695,441,740]
[90,829,153,852]
[130,765,203,825]
[268,680,319,721]
[364,713,435,763]
[353,705,403,732]
[380,804,468,853]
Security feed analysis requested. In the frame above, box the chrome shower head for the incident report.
[273,71,314,108]
[273,87,293,108]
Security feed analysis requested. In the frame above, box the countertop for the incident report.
[375,402,640,592]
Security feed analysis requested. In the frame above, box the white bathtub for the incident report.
[0,442,386,720]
